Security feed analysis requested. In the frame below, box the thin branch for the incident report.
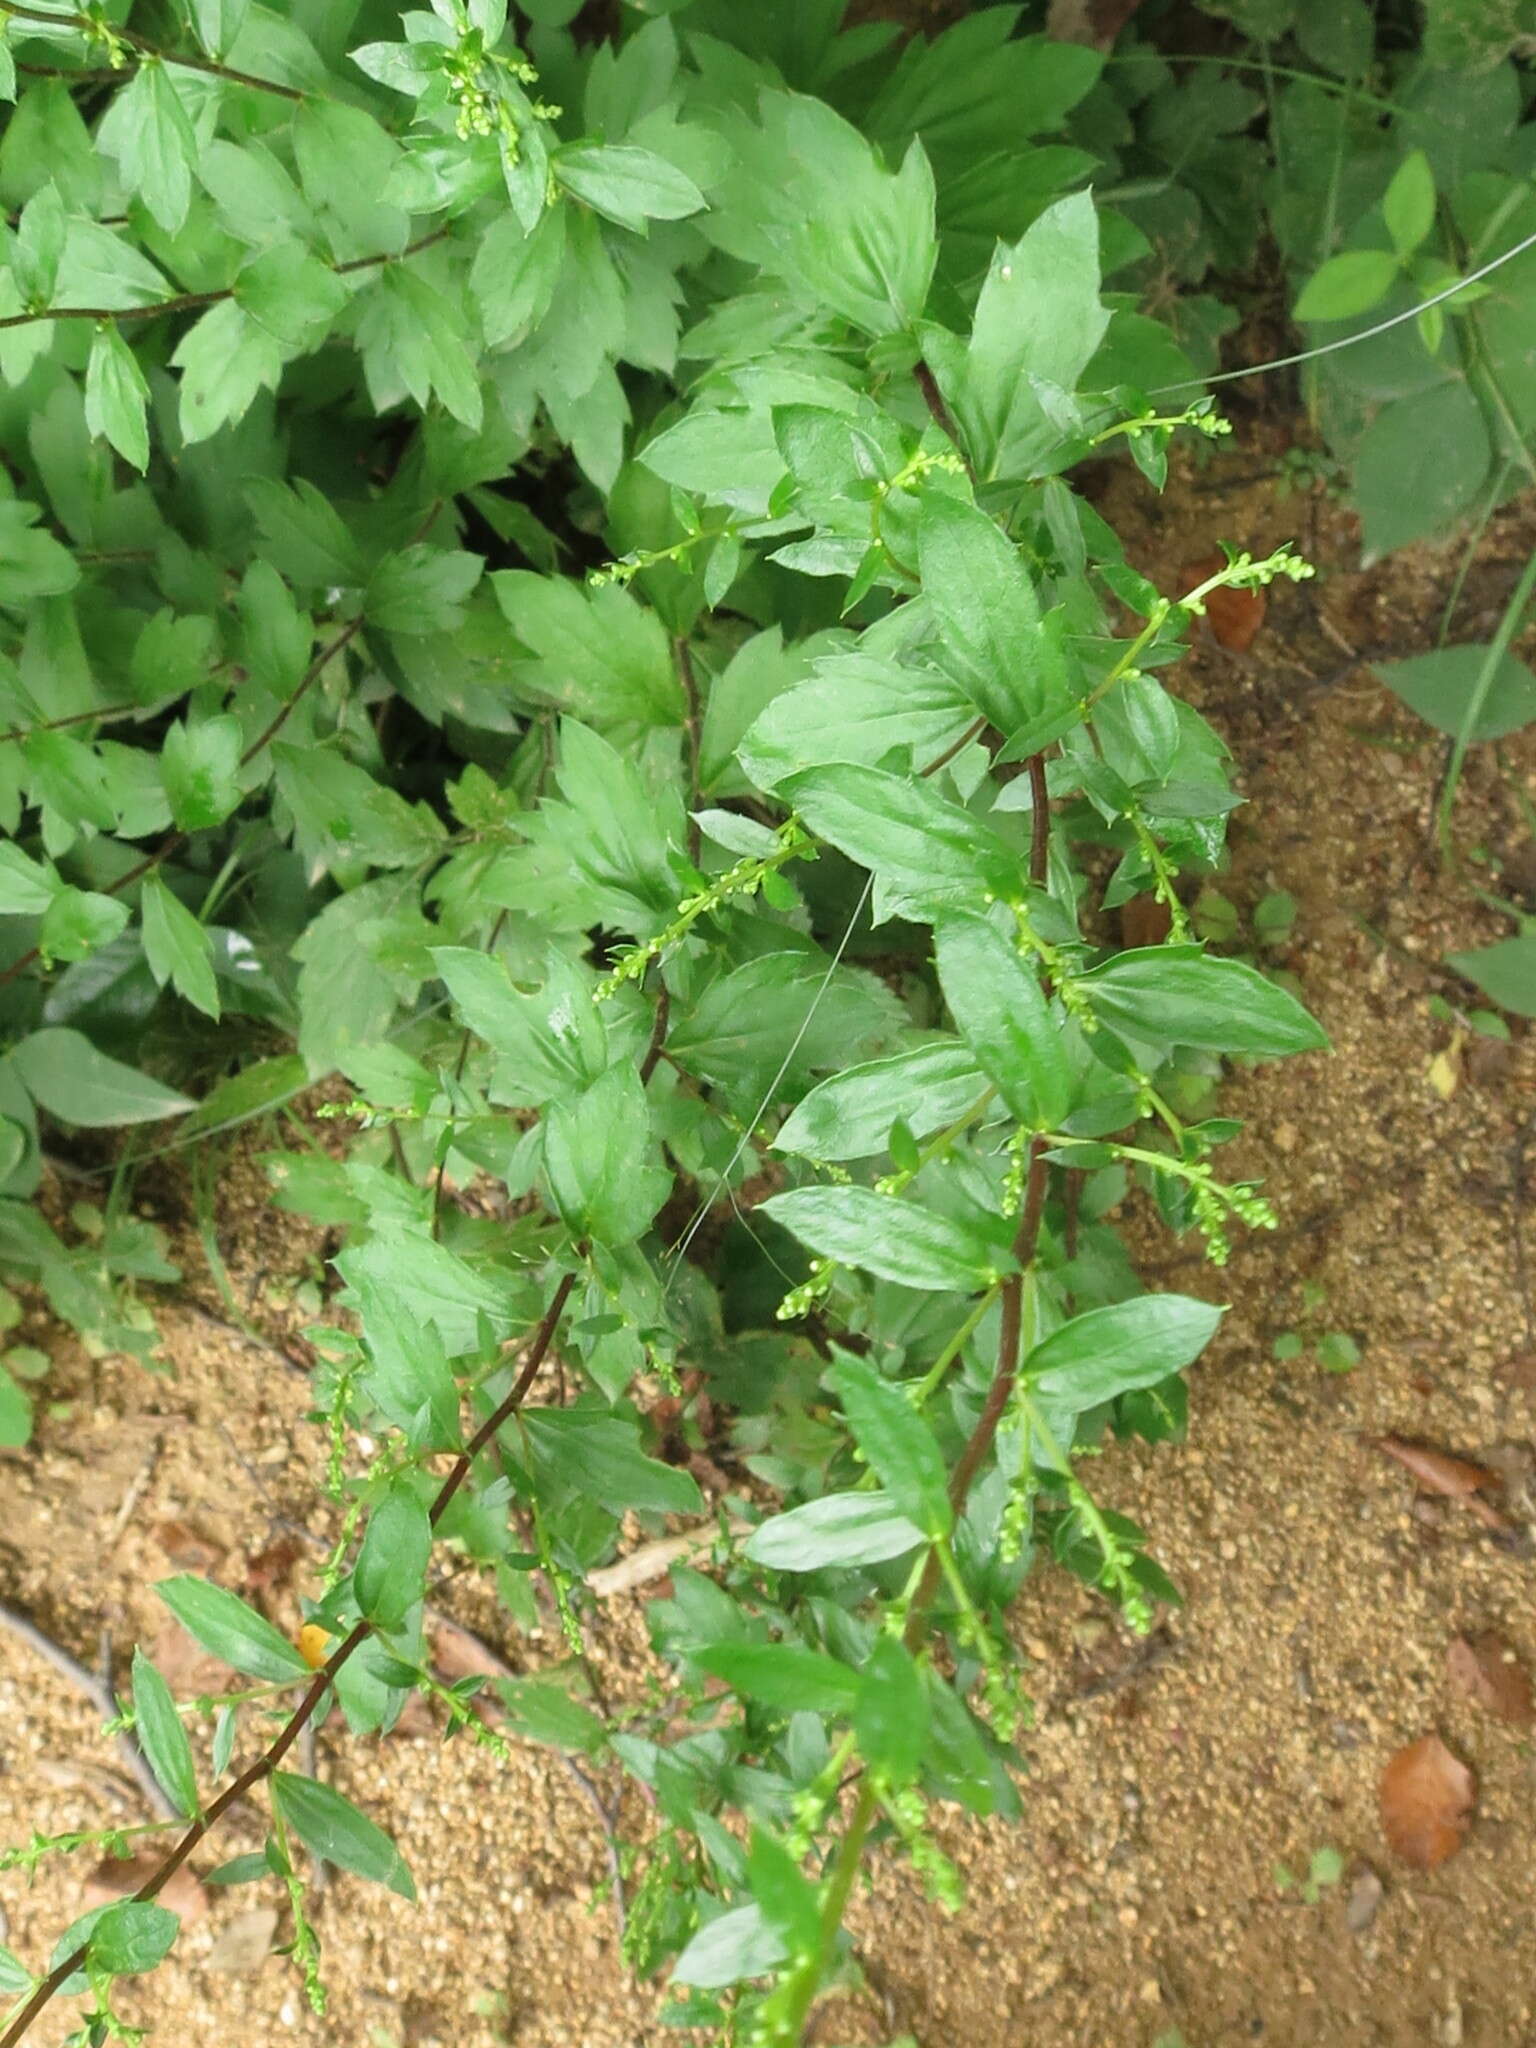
[0,1274,578,2047]
[0,230,451,332]
[0,613,364,992]
[0,0,306,100]
[912,360,978,489]
[0,1599,179,1824]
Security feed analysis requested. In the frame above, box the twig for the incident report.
[0,1274,577,2047]
[105,1436,163,1551]
[0,1599,179,1823]
[585,1517,752,1599]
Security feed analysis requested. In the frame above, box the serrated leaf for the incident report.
[141,879,220,1019]
[84,323,150,472]
[554,142,704,231]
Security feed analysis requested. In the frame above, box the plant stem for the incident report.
[0,1271,577,2047]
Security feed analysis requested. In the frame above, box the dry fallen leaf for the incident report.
[203,1906,278,1976]
[83,1849,208,1925]
[1175,553,1266,654]
[1379,1735,1476,1869]
[1372,1435,1510,1529]
[149,1519,223,1572]
[1120,893,1173,949]
[1447,1632,1534,1726]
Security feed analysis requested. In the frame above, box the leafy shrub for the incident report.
[0,4,1329,2042]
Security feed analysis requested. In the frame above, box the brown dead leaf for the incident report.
[1046,0,1147,47]
[1379,1735,1476,1869]
[1372,1435,1509,1527]
[244,1533,307,1595]
[1174,554,1266,654]
[1120,893,1173,949]
[203,1906,278,1975]
[83,1849,208,1924]
[1494,1349,1536,1391]
[149,1520,223,1572]
[430,1616,513,1688]
[1447,1632,1535,1726]
[147,1620,238,1699]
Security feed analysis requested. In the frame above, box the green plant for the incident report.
[0,5,1330,2045]
[1273,1843,1345,1903]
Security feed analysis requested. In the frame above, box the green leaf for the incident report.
[157,1574,311,1683]
[0,1942,31,1996]
[493,571,682,733]
[1383,149,1436,258]
[84,323,150,472]
[1354,382,1492,557]
[354,1481,432,1633]
[493,1676,606,1754]
[1080,949,1327,1057]
[1447,932,1536,1017]
[693,1642,862,1715]
[916,495,1075,752]
[356,1303,463,1453]
[854,1635,929,1785]
[130,1648,198,1818]
[944,192,1108,480]
[745,1491,925,1571]
[554,143,705,232]
[470,204,567,347]
[51,1901,178,1987]
[234,241,347,348]
[39,888,129,965]
[776,1041,986,1162]
[829,1349,951,1539]
[747,1827,820,1957]
[270,1772,416,1899]
[366,547,483,637]
[172,299,285,444]
[246,478,367,591]
[738,650,974,792]
[934,910,1071,1129]
[0,1363,32,1449]
[359,266,482,431]
[760,1185,1002,1292]
[338,1224,512,1358]
[11,1028,195,1127]
[672,1902,786,1990]
[0,843,59,916]
[161,715,243,831]
[1370,644,1536,742]
[1294,248,1400,322]
[95,61,198,234]
[542,1064,670,1245]
[781,762,1021,921]
[141,879,220,1020]
[523,1408,703,1516]
[1026,1294,1224,1411]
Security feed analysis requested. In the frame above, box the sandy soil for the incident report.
[2,423,1535,2048]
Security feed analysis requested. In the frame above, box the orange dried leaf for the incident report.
[1379,1734,1475,1869]
[1373,1434,1501,1499]
[1447,1632,1534,1726]
[1120,893,1173,949]
[149,1519,222,1572]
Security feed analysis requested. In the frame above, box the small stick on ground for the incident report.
[0,1598,179,1823]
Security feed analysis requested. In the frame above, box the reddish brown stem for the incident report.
[0,1272,578,2047]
